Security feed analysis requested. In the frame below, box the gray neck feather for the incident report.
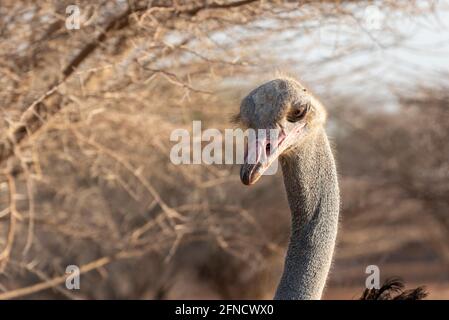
[274,128,340,300]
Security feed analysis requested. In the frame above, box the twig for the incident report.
[71,129,187,224]
[0,172,20,271]
[0,255,112,300]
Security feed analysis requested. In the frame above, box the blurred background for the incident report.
[0,0,448,299]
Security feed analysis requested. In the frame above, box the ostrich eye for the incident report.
[287,104,308,123]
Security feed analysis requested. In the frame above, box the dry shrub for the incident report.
[0,0,445,299]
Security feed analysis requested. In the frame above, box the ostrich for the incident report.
[235,77,426,300]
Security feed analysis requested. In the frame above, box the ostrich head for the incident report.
[236,77,327,185]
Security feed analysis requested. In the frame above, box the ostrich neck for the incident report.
[275,128,340,300]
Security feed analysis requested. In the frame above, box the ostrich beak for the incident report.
[240,123,307,185]
[240,128,286,185]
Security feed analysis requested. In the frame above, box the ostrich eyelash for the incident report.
[230,113,241,125]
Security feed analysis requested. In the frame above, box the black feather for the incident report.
[360,277,427,300]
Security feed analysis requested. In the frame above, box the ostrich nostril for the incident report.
[266,143,271,155]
